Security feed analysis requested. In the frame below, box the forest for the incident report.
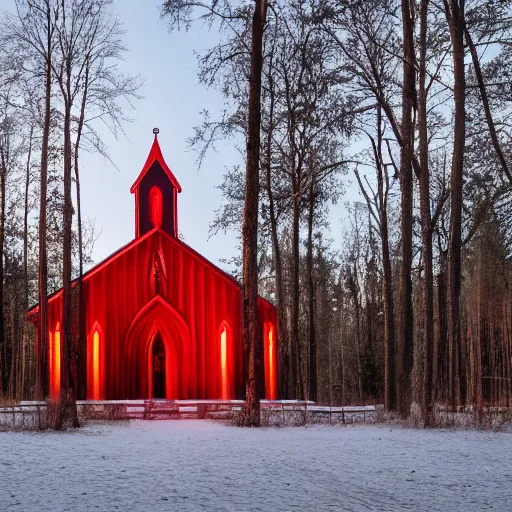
[1,0,512,428]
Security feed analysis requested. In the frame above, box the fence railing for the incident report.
[0,400,377,429]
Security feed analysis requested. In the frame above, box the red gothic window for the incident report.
[264,322,277,400]
[149,186,163,228]
[92,329,100,400]
[219,322,230,400]
[268,325,276,400]
[88,322,104,400]
[50,322,61,400]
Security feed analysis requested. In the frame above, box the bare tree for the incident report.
[354,105,397,412]
[5,0,60,401]
[444,0,466,412]
[161,0,267,425]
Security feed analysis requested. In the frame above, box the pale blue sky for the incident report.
[2,0,356,271]
[78,0,243,268]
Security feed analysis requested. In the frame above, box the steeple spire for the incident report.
[131,131,181,238]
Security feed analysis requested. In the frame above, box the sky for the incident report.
[1,0,360,271]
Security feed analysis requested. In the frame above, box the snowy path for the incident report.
[1,421,511,511]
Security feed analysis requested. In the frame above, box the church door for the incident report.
[152,334,166,399]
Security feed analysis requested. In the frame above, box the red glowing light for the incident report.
[269,327,275,400]
[92,330,100,400]
[149,186,163,228]
[55,325,61,399]
[263,320,277,400]
[220,326,228,400]
[88,323,104,400]
[50,323,61,400]
[49,330,53,397]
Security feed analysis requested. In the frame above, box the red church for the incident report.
[28,131,278,402]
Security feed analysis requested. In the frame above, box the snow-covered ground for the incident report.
[1,421,511,511]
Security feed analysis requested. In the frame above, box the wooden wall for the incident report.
[39,228,277,401]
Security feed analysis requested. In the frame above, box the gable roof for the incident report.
[27,228,261,316]
[130,135,182,193]
[27,229,155,316]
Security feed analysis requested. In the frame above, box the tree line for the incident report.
[1,0,511,429]
[0,0,140,428]
[163,0,512,426]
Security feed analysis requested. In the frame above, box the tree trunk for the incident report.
[307,180,317,402]
[263,67,288,399]
[381,220,396,412]
[58,73,79,428]
[37,18,52,401]
[74,59,89,401]
[340,292,346,417]
[418,0,435,426]
[397,0,415,418]
[268,181,287,399]
[503,292,512,409]
[22,126,34,401]
[291,173,303,399]
[476,255,483,423]
[74,153,86,401]
[0,141,6,396]
[9,292,18,399]
[348,270,363,403]
[436,274,444,401]
[446,0,465,413]
[376,106,396,412]
[242,0,266,427]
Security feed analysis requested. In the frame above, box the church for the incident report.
[28,131,278,402]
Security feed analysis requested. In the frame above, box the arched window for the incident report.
[92,329,100,400]
[264,322,277,400]
[49,330,53,396]
[149,186,163,228]
[269,326,275,399]
[50,322,61,400]
[88,323,104,400]
[219,322,230,400]
[150,250,167,297]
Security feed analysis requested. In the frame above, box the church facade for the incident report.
[28,133,278,401]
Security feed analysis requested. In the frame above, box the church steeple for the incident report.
[131,129,181,238]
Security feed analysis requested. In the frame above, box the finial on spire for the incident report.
[153,127,159,138]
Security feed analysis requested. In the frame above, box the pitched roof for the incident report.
[27,229,277,316]
[27,229,155,316]
[130,135,182,193]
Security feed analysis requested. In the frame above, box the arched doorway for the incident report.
[151,333,166,399]
[125,296,192,399]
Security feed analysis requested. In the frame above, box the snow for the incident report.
[1,421,511,511]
